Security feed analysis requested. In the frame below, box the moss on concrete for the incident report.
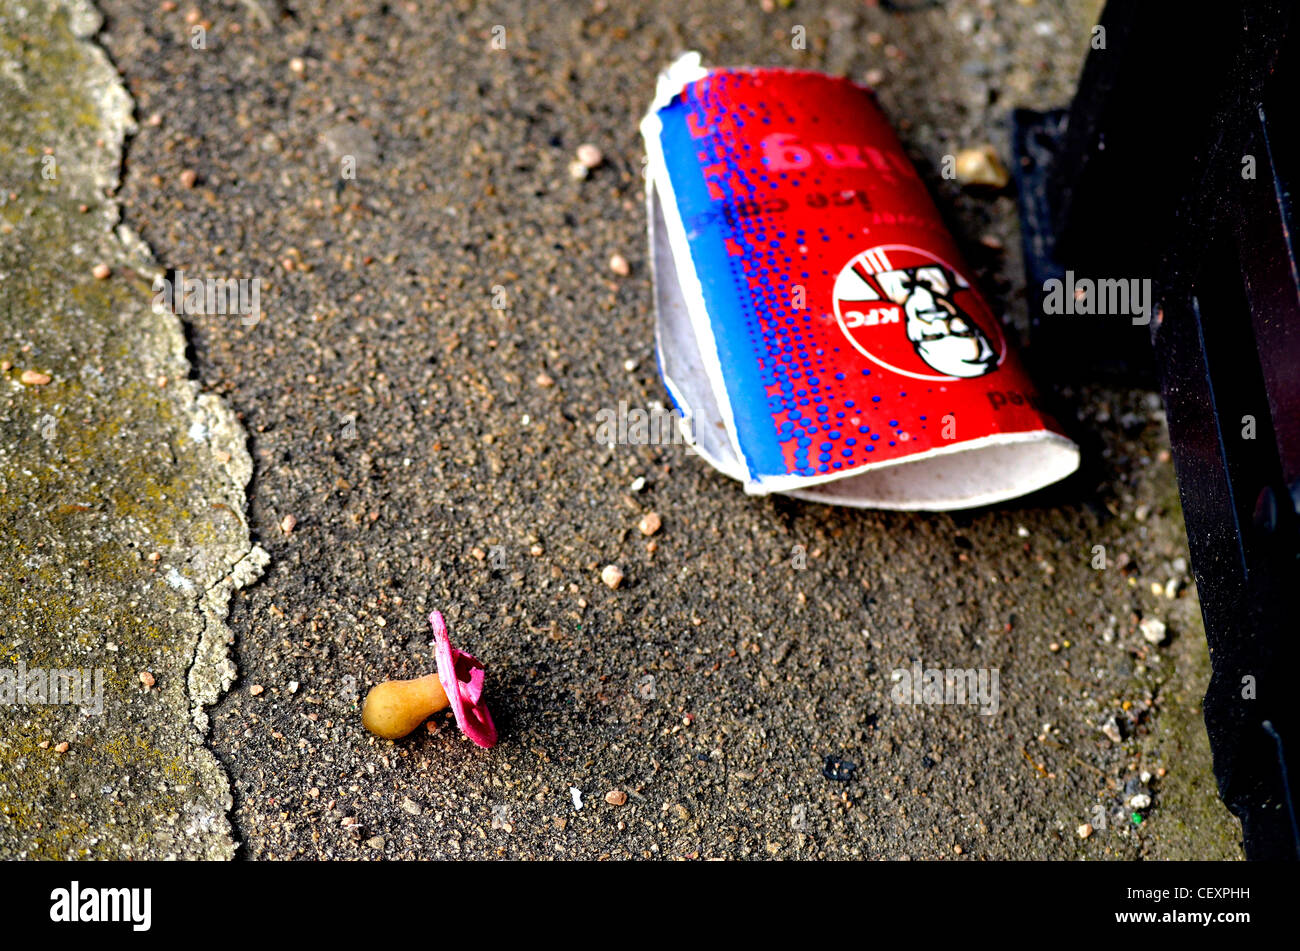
[0,0,264,859]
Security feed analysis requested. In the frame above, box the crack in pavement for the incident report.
[0,0,264,859]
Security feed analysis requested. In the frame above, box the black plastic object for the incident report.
[1013,0,1300,859]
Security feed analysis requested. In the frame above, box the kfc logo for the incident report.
[832,245,1004,381]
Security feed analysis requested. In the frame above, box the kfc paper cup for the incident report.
[642,54,1079,510]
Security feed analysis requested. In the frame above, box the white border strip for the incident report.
[640,53,752,480]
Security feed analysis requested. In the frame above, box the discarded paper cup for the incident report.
[641,54,1079,510]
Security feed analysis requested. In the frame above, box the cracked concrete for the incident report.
[0,0,262,858]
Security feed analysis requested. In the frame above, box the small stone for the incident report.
[147,551,161,563]
[20,370,51,386]
[91,263,111,280]
[400,798,422,816]
[535,372,555,387]
[1077,823,1093,839]
[366,835,385,849]
[567,160,589,181]
[318,126,376,177]
[529,544,544,556]
[139,671,155,687]
[638,512,661,536]
[605,789,628,806]
[1140,770,1153,784]
[1140,617,1167,645]
[280,513,297,534]
[55,742,70,753]
[1101,717,1123,743]
[1129,793,1152,810]
[250,684,265,696]
[289,57,306,74]
[952,844,963,855]
[670,803,690,821]
[288,680,299,694]
[954,146,1010,189]
[864,67,885,86]
[600,564,623,589]
[576,143,603,169]
[179,169,198,189]
[609,253,630,277]
[630,476,646,492]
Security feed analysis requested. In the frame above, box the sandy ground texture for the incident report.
[3,0,1243,859]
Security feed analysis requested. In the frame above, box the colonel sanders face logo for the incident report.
[832,245,1004,381]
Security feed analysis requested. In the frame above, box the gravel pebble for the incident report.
[954,146,1010,188]
[600,564,623,589]
[1140,617,1167,645]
